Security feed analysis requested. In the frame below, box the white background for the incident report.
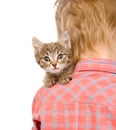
[0,0,57,130]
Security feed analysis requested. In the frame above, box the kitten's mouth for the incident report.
[51,67,61,73]
[53,67,59,70]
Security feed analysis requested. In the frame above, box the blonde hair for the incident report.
[104,0,116,35]
[55,0,116,64]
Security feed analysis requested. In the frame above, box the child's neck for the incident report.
[81,42,116,61]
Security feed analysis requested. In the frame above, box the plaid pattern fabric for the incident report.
[32,59,116,130]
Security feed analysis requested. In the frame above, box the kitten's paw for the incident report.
[44,78,56,88]
[59,74,72,85]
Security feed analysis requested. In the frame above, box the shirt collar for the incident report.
[75,59,116,74]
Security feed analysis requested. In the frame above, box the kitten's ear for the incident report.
[32,36,44,54]
[59,31,71,49]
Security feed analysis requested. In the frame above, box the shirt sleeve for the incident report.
[32,88,43,130]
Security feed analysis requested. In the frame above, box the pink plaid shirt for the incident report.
[32,59,116,130]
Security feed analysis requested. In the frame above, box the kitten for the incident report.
[32,31,74,88]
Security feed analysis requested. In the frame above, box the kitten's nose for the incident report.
[52,63,57,68]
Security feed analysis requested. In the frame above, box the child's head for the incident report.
[55,0,116,63]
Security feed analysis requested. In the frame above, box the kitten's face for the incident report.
[36,43,72,74]
[32,31,73,74]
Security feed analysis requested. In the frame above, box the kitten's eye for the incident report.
[44,56,50,62]
[57,54,63,60]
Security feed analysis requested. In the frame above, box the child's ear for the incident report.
[59,31,71,49]
[32,36,44,54]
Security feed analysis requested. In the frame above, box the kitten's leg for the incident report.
[43,73,57,88]
[59,65,74,85]
[59,73,72,85]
